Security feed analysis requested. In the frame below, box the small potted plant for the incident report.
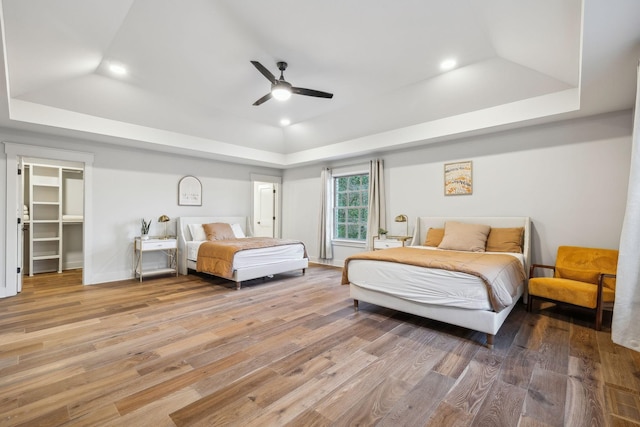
[378,227,388,240]
[141,218,152,240]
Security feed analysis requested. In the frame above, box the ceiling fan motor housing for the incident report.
[277,61,288,72]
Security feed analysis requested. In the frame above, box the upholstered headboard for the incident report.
[176,216,250,275]
[410,216,532,271]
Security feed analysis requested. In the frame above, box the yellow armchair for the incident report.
[527,246,618,330]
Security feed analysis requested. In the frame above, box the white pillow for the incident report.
[187,223,207,241]
[230,223,246,238]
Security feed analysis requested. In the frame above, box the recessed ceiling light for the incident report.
[440,59,457,71]
[280,118,291,126]
[108,63,127,76]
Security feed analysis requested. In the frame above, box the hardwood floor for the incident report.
[1,265,639,426]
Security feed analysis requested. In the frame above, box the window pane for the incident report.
[348,175,360,191]
[360,208,368,223]
[360,225,367,240]
[347,208,359,223]
[337,177,347,192]
[347,224,359,239]
[333,173,369,241]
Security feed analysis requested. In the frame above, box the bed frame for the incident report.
[177,216,308,289]
[350,216,531,348]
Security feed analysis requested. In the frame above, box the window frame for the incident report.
[331,171,369,244]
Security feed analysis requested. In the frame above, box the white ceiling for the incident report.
[0,0,638,168]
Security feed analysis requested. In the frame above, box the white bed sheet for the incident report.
[347,246,524,311]
[186,240,305,269]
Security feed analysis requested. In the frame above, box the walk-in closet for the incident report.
[22,159,84,276]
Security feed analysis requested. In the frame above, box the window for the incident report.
[334,173,369,241]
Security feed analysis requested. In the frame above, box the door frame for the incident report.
[3,142,94,297]
[250,174,281,238]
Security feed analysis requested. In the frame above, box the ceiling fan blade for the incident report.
[253,92,273,106]
[251,61,277,84]
[292,87,334,99]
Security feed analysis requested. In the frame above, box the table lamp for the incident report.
[158,214,170,239]
[394,214,408,237]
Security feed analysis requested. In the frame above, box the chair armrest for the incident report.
[597,273,617,291]
[529,263,555,279]
[596,273,617,308]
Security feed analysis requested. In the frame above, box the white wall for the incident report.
[282,110,633,267]
[0,128,282,287]
[0,109,632,291]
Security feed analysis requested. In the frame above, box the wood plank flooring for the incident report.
[0,265,639,426]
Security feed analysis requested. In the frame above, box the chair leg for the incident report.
[596,304,603,331]
[527,295,533,312]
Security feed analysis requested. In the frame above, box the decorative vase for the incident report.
[141,234,150,240]
[380,234,387,240]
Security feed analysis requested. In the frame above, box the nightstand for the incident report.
[133,237,178,282]
[373,235,412,250]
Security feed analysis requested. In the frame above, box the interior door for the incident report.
[253,182,275,237]
[16,157,24,292]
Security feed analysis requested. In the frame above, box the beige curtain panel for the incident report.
[612,61,640,351]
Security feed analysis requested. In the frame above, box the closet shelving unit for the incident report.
[27,164,63,275]
[24,163,84,276]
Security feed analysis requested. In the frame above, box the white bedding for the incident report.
[347,246,525,311]
[186,240,306,269]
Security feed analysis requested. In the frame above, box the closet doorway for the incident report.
[4,143,94,298]
[22,158,84,278]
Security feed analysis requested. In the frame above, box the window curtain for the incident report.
[612,62,640,351]
[366,159,386,251]
[318,168,333,260]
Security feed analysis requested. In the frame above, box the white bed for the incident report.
[346,216,531,348]
[177,216,309,289]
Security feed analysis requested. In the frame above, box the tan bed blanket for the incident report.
[197,238,306,279]
[342,247,525,312]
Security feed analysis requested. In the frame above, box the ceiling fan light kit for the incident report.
[271,81,292,101]
[251,60,333,106]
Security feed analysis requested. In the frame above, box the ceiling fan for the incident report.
[251,61,333,106]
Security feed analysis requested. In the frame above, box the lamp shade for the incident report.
[394,214,407,223]
[158,215,170,222]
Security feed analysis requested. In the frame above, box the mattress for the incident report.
[347,246,524,311]
[186,240,305,269]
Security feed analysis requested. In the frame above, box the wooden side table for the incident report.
[373,235,412,250]
[133,237,178,281]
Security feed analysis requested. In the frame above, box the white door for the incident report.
[253,182,275,237]
[16,157,24,292]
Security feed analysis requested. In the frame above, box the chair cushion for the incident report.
[529,277,615,309]
[555,267,601,285]
[555,246,618,290]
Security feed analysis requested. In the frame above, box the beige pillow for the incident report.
[203,222,236,241]
[486,227,524,253]
[424,228,445,246]
[438,221,490,252]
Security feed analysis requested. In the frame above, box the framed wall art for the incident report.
[444,161,473,196]
[178,175,202,206]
